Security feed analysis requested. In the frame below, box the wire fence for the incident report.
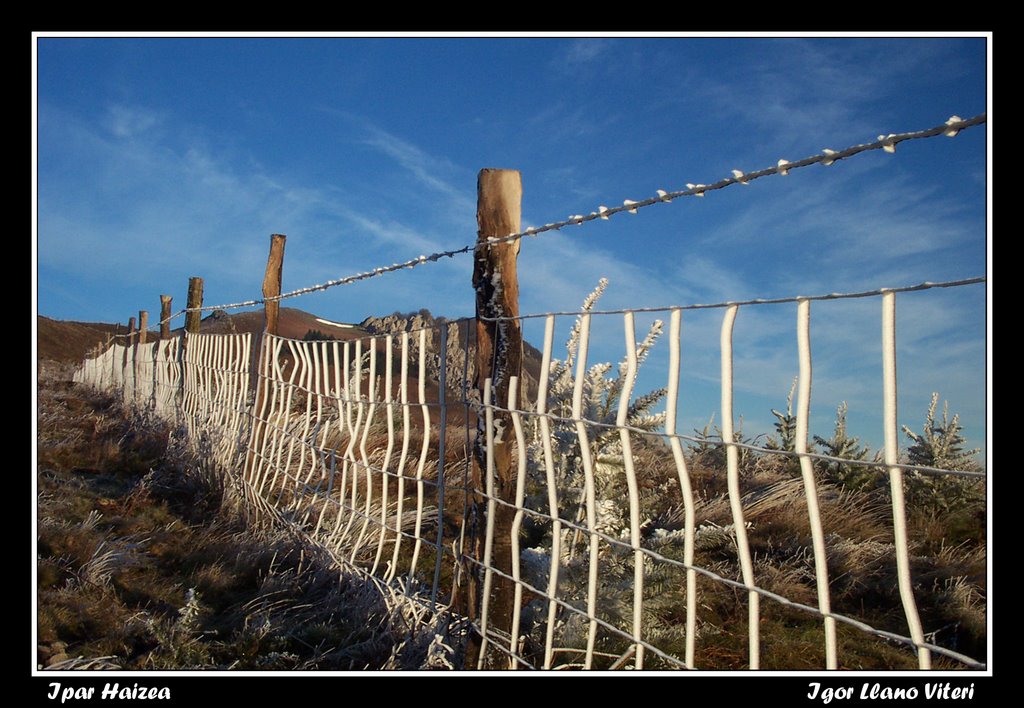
[72,279,987,671]
[70,113,988,670]
[97,114,984,333]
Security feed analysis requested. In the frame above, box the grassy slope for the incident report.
[35,366,453,671]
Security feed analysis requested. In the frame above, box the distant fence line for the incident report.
[72,115,988,671]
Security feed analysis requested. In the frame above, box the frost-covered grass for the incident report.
[36,369,453,671]
[50,296,986,671]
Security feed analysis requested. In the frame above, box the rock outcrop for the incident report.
[358,313,479,396]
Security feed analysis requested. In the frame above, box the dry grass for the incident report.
[36,369,454,671]
[47,346,987,671]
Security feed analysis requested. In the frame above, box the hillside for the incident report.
[36,308,368,365]
[36,317,124,365]
[185,307,370,342]
[38,307,544,394]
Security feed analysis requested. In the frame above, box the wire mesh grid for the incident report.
[73,280,987,671]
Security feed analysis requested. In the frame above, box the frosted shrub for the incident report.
[517,280,686,662]
[901,393,984,514]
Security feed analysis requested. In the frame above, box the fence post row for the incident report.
[464,168,524,668]
[95,181,528,668]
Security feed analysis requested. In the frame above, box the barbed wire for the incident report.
[98,275,987,480]
[468,398,986,480]
[480,276,986,321]
[123,112,983,328]
[110,274,986,342]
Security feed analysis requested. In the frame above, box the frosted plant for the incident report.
[527,279,667,541]
[902,393,981,474]
[767,377,799,454]
[901,393,983,513]
[517,281,681,662]
[688,412,754,472]
[813,401,876,491]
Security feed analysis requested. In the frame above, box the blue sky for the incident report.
[33,34,989,460]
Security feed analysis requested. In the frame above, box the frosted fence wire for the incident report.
[69,281,987,670]
[61,111,987,670]
[462,289,985,670]
[180,331,253,470]
[130,115,985,329]
[239,329,451,596]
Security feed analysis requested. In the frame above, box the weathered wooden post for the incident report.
[138,311,148,345]
[125,317,138,402]
[137,310,151,407]
[243,235,287,489]
[180,278,204,425]
[465,168,524,669]
[160,295,172,339]
[262,234,286,336]
[185,277,204,334]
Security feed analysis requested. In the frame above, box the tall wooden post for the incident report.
[262,234,287,336]
[244,234,286,489]
[125,317,138,401]
[465,168,523,668]
[138,311,148,345]
[160,295,172,339]
[186,277,204,334]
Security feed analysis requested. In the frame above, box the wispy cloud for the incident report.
[551,38,614,72]
[565,38,612,65]
[104,104,162,139]
[36,102,471,323]
[681,38,978,158]
[684,158,984,299]
[359,125,476,217]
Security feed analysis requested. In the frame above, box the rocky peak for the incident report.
[359,312,432,335]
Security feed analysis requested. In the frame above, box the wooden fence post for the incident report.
[160,295,172,339]
[465,168,524,668]
[138,311,148,345]
[243,234,286,490]
[262,234,286,336]
[125,317,138,401]
[186,277,204,334]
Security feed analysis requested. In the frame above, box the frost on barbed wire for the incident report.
[127,114,983,324]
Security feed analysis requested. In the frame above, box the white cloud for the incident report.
[358,125,475,218]
[37,102,476,324]
[564,38,612,65]
[105,104,162,139]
